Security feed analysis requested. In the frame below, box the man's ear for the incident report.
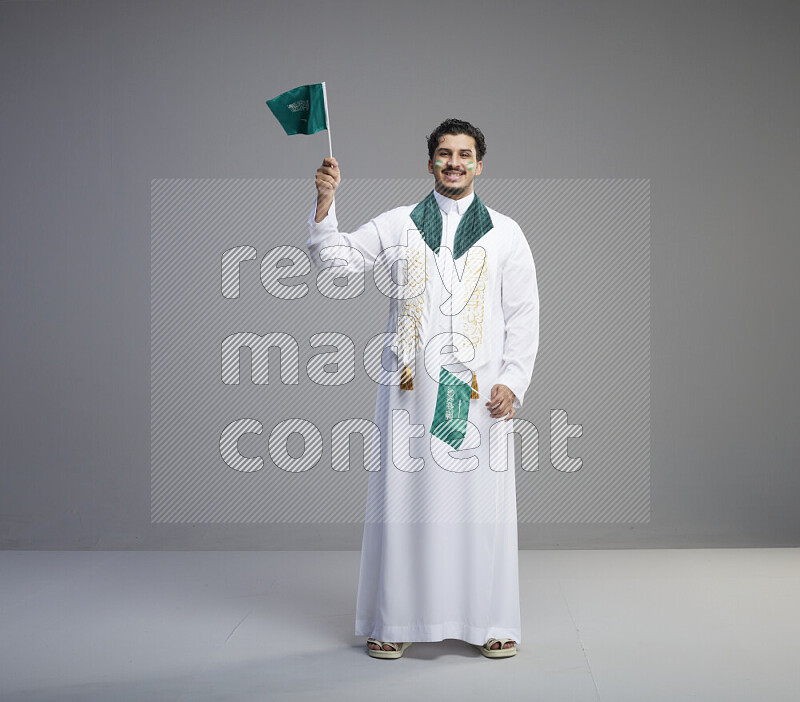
[475,161,483,176]
[427,159,433,174]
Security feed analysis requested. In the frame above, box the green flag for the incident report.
[430,367,473,450]
[266,83,328,136]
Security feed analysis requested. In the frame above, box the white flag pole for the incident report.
[321,81,333,158]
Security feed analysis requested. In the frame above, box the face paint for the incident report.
[435,159,445,168]
[466,161,475,170]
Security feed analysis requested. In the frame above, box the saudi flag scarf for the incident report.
[397,190,494,399]
[409,190,494,260]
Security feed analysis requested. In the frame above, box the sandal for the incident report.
[477,637,517,658]
[366,638,412,659]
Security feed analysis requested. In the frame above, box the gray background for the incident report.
[1,0,798,549]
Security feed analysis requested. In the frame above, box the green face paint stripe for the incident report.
[466,161,475,170]
[435,159,445,167]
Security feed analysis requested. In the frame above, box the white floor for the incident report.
[0,548,798,701]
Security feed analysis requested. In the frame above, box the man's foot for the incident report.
[368,639,402,651]
[366,638,412,659]
[487,639,516,650]
[478,637,517,658]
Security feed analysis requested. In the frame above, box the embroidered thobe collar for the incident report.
[409,189,494,260]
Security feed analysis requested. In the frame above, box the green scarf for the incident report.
[409,190,494,260]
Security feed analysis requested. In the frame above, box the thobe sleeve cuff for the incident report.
[306,196,385,273]
[497,226,540,410]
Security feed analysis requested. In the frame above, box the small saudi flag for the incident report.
[266,82,329,134]
[430,367,473,450]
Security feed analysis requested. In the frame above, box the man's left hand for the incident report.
[486,384,516,421]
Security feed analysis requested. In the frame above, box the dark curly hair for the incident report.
[426,118,487,162]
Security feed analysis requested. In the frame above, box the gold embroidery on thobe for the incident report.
[397,244,429,379]
[454,248,487,352]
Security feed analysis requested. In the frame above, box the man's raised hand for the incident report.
[314,157,340,222]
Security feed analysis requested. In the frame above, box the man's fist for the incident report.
[315,156,340,199]
[486,384,516,421]
[314,157,340,222]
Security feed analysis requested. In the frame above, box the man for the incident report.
[307,118,539,659]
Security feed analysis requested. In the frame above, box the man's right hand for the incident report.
[314,156,340,222]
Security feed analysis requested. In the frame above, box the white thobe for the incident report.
[307,188,539,646]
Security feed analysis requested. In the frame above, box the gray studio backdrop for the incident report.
[1,0,798,549]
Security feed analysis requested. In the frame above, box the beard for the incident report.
[435,170,471,197]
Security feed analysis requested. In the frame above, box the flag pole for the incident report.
[321,81,333,157]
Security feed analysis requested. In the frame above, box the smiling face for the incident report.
[427,133,483,199]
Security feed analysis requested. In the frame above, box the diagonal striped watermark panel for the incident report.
[151,178,650,523]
